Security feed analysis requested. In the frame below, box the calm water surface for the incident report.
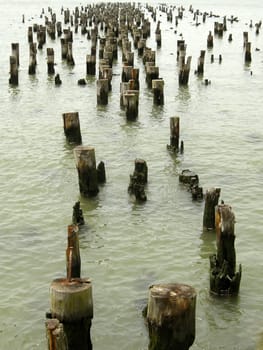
[0,0,263,349]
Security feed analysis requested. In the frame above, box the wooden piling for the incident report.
[245,42,252,63]
[210,203,242,295]
[97,79,109,105]
[74,146,99,196]
[63,112,82,144]
[86,54,96,75]
[128,158,148,201]
[66,225,81,279]
[47,48,55,74]
[28,27,33,43]
[167,116,180,151]
[145,64,159,88]
[9,56,18,85]
[11,43,19,66]
[179,169,199,188]
[37,25,46,49]
[67,42,75,65]
[72,201,85,226]
[49,278,93,350]
[207,31,213,48]
[152,79,164,105]
[197,50,206,75]
[46,318,68,350]
[146,283,196,350]
[179,56,191,85]
[28,43,37,75]
[97,161,106,184]
[203,188,221,230]
[55,74,62,85]
[123,92,139,120]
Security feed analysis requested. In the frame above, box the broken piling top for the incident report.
[203,188,221,230]
[50,277,93,323]
[73,145,99,196]
[146,283,196,350]
[215,203,235,241]
[73,145,96,167]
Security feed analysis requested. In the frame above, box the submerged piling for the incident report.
[128,158,148,202]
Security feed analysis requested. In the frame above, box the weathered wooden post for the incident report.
[28,43,37,75]
[28,26,33,43]
[9,56,18,85]
[179,169,203,200]
[146,283,196,350]
[197,50,206,75]
[128,158,147,201]
[74,146,99,196]
[123,92,139,120]
[48,276,93,350]
[86,54,96,75]
[55,74,62,85]
[67,42,75,65]
[245,42,252,63]
[167,116,180,151]
[97,79,109,105]
[122,65,133,82]
[11,43,19,66]
[57,22,62,36]
[63,112,82,144]
[152,79,164,105]
[207,31,213,48]
[210,203,242,295]
[46,318,68,350]
[37,25,46,49]
[66,224,81,279]
[97,161,106,184]
[203,188,221,230]
[72,201,84,226]
[47,48,55,74]
[179,56,191,85]
[145,64,159,88]
[131,68,140,90]
[61,38,68,59]
[138,38,146,56]
[243,31,248,47]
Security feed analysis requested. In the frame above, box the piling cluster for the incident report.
[9,1,258,348]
